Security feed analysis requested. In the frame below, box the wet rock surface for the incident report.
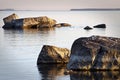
[67,36,120,70]
[37,45,70,64]
[84,26,93,30]
[2,13,56,29]
[93,24,106,28]
[3,13,19,24]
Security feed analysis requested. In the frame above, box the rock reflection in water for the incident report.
[23,27,55,33]
[70,71,120,80]
[37,64,66,80]
[3,27,55,34]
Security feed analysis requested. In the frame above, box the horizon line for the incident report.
[1,8,120,11]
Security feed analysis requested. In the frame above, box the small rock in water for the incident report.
[93,24,106,28]
[84,26,93,30]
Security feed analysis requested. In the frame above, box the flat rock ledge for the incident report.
[37,45,70,64]
[67,36,120,71]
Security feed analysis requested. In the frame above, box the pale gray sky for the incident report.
[0,0,120,10]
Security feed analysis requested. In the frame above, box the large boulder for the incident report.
[2,14,57,29]
[37,45,70,64]
[67,36,120,70]
[93,24,106,28]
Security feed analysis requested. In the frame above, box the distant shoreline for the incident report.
[71,8,120,11]
[1,8,120,11]
[0,9,69,11]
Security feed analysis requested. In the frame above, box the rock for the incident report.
[53,24,61,27]
[67,36,120,70]
[3,13,19,24]
[2,13,19,29]
[13,16,56,28]
[54,23,71,27]
[37,45,70,64]
[36,16,57,28]
[61,23,71,26]
[2,22,15,29]
[94,24,106,28]
[2,14,57,29]
[84,26,93,30]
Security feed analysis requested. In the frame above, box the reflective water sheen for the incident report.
[0,11,120,80]
[70,71,120,80]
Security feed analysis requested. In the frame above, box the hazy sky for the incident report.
[0,0,120,10]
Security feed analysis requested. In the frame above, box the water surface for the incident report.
[0,11,120,80]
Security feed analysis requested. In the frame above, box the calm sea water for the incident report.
[0,11,120,80]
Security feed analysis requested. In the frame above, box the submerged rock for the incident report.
[93,24,106,28]
[67,36,120,70]
[37,45,70,64]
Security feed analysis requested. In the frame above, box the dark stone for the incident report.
[2,13,20,29]
[3,13,19,24]
[2,23,14,29]
[84,26,93,30]
[37,45,70,64]
[94,24,106,28]
[67,36,120,70]
[60,23,71,26]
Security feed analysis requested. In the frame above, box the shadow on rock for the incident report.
[37,64,66,80]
